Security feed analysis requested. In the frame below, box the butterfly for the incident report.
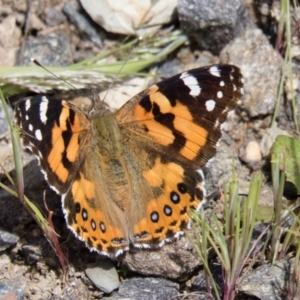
[14,64,244,257]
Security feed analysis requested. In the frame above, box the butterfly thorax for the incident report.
[88,100,112,118]
[89,115,131,210]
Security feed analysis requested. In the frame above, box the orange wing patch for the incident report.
[134,87,209,161]
[64,171,129,255]
[133,157,202,246]
[48,103,83,183]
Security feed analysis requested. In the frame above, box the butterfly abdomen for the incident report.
[91,115,131,208]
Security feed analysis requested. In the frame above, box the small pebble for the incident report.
[243,141,262,163]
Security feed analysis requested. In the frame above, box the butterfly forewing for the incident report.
[14,96,91,193]
[116,65,243,167]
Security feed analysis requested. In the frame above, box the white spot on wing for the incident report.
[151,212,158,222]
[220,80,225,86]
[209,66,221,77]
[40,97,49,124]
[82,210,88,220]
[172,193,178,202]
[91,221,96,230]
[28,124,33,131]
[180,72,201,96]
[25,115,29,120]
[100,223,106,232]
[205,100,216,111]
[217,91,223,98]
[165,206,172,215]
[25,99,31,111]
[35,129,42,141]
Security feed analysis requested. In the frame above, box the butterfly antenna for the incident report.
[102,36,142,103]
[31,58,78,91]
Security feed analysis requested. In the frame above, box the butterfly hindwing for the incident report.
[62,154,129,256]
[119,149,204,247]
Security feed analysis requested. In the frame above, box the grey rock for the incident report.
[203,141,248,198]
[238,258,295,299]
[178,0,249,54]
[124,235,201,280]
[220,28,283,118]
[157,59,182,78]
[22,244,43,264]
[0,190,32,230]
[46,8,67,27]
[0,159,56,231]
[63,2,103,48]
[0,102,10,137]
[191,263,223,298]
[0,229,19,251]
[85,260,120,293]
[106,277,179,300]
[17,30,73,66]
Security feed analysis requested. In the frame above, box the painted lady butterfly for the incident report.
[14,65,244,257]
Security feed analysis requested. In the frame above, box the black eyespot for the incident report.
[150,211,159,223]
[177,183,187,194]
[164,205,172,216]
[82,208,88,221]
[100,221,106,233]
[170,191,180,204]
[91,219,96,231]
